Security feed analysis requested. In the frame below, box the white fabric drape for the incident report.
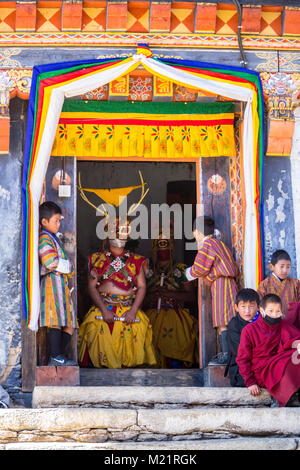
[28,54,258,330]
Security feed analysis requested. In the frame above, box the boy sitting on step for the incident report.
[237,293,300,407]
[225,288,259,387]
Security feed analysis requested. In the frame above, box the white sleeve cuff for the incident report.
[56,258,71,274]
[185,266,197,281]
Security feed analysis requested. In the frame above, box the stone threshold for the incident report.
[32,386,272,408]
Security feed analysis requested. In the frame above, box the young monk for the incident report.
[185,216,238,364]
[236,293,300,407]
[226,288,260,387]
[286,302,300,330]
[257,250,300,316]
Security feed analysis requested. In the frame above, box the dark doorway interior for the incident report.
[77,160,200,384]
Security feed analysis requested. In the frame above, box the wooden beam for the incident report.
[21,319,36,392]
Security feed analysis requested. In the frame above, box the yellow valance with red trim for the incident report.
[51,101,236,159]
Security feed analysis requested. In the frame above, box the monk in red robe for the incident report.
[237,293,300,407]
[286,302,300,330]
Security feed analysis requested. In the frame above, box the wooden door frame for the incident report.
[22,156,204,391]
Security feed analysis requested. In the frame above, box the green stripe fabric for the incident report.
[61,100,235,115]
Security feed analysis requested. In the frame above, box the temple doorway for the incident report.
[39,153,235,385]
[76,160,199,378]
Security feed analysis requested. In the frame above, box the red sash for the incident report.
[88,250,146,291]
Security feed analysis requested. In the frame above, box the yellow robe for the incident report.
[78,249,156,368]
[145,263,198,368]
[78,294,156,368]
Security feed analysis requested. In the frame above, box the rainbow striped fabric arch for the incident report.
[22,49,265,331]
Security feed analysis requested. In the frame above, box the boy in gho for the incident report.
[257,249,300,317]
[237,294,300,407]
[185,216,238,365]
[39,201,77,366]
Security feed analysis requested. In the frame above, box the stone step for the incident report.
[1,407,299,444]
[80,368,204,387]
[0,438,299,450]
[32,386,272,409]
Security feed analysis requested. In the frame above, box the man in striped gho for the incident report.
[39,201,77,366]
[185,216,238,365]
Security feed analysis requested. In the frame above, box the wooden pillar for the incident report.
[21,320,37,392]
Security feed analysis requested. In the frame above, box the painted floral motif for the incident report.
[82,85,108,101]
[223,137,230,150]
[124,127,131,139]
[162,327,173,339]
[215,125,223,140]
[175,140,183,152]
[117,139,123,151]
[59,124,67,140]
[98,139,107,152]
[160,140,167,152]
[210,140,218,152]
[76,125,84,139]
[84,137,92,151]
[68,137,77,151]
[260,72,300,120]
[144,141,151,153]
[166,127,174,142]
[192,141,201,153]
[106,125,114,139]
[173,85,196,102]
[92,125,100,139]
[151,127,159,141]
[200,128,208,141]
[129,77,152,101]
[181,126,191,142]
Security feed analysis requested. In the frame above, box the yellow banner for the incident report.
[51,122,235,159]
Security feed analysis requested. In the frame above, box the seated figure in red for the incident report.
[78,217,156,369]
[236,293,300,407]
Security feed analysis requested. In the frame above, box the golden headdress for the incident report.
[78,171,149,248]
[78,170,149,219]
